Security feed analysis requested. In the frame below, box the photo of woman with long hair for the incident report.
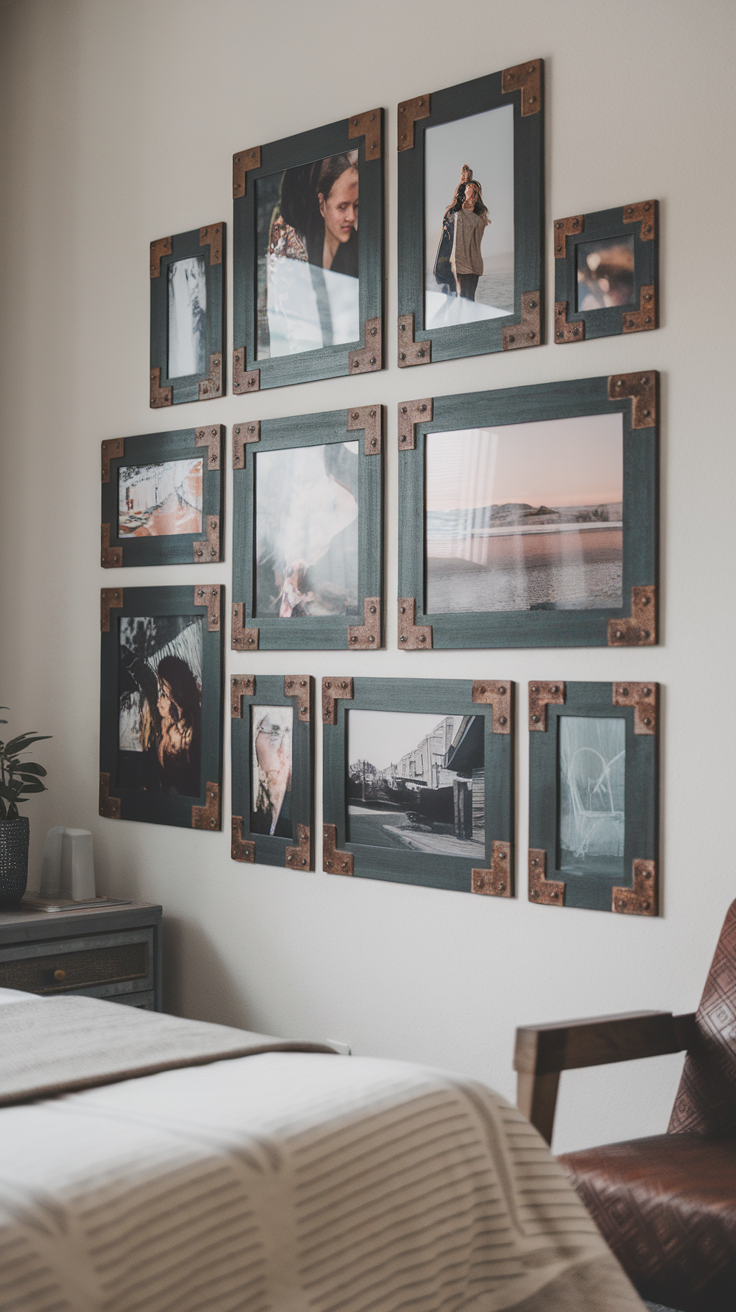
[118,616,203,798]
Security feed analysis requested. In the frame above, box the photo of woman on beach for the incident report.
[118,615,203,797]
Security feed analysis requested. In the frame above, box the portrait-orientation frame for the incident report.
[322,676,514,896]
[555,201,658,344]
[231,674,314,870]
[99,584,223,831]
[397,60,544,368]
[231,406,384,652]
[397,371,659,650]
[527,680,659,916]
[232,110,384,394]
[101,426,223,569]
[150,224,225,408]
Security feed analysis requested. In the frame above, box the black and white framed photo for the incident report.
[397,60,543,368]
[99,585,223,830]
[527,681,659,915]
[398,372,658,650]
[555,201,658,343]
[232,110,384,393]
[230,674,314,870]
[150,224,225,407]
[232,405,384,651]
[322,677,514,896]
[101,426,222,568]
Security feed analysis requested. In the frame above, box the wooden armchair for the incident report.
[514,899,736,1312]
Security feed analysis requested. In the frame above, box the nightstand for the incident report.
[0,901,162,1010]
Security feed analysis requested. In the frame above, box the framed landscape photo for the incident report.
[99,585,223,831]
[397,60,544,368]
[231,674,314,870]
[527,681,659,915]
[232,405,384,651]
[101,426,223,568]
[150,224,225,407]
[322,677,514,896]
[232,110,384,393]
[555,201,658,344]
[398,371,658,649]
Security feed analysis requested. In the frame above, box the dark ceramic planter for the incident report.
[0,816,30,908]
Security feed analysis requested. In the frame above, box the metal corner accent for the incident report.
[398,397,433,450]
[607,371,658,427]
[554,301,585,343]
[194,584,221,631]
[472,681,512,734]
[398,313,431,367]
[195,425,222,470]
[101,587,123,632]
[233,147,261,199]
[101,438,124,483]
[199,223,223,264]
[348,318,382,374]
[149,236,172,278]
[502,59,542,115]
[472,841,513,897]
[322,678,354,725]
[613,859,658,916]
[150,367,172,408]
[193,516,220,564]
[233,420,260,468]
[231,603,258,651]
[231,675,255,717]
[398,599,432,649]
[348,110,381,161]
[623,200,657,241]
[397,94,430,150]
[101,524,122,569]
[284,676,311,722]
[623,285,657,334]
[612,682,658,734]
[198,352,222,400]
[607,585,657,646]
[323,823,354,875]
[347,405,382,454]
[528,850,565,905]
[233,348,260,394]
[553,215,584,257]
[99,773,121,820]
[231,816,255,862]
[502,292,541,351]
[192,781,220,831]
[528,681,565,731]
[347,599,382,649]
[286,823,312,871]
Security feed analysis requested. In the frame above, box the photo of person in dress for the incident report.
[251,706,293,838]
[450,180,490,302]
[118,615,203,797]
[433,163,474,295]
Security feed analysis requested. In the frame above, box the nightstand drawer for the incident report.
[0,929,154,996]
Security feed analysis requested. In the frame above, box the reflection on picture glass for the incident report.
[255,441,359,618]
[117,459,203,538]
[576,235,635,312]
[118,615,203,797]
[424,104,514,333]
[251,705,293,839]
[346,709,485,855]
[424,413,623,615]
[168,256,207,378]
[558,716,625,880]
[256,153,360,360]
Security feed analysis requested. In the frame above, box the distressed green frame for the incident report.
[555,201,658,344]
[149,224,225,407]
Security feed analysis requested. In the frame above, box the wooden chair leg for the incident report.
[517,1070,560,1145]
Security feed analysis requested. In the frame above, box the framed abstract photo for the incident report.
[232,110,384,393]
[555,201,658,343]
[527,681,659,915]
[322,677,514,896]
[101,426,222,568]
[230,674,314,870]
[397,60,544,368]
[398,371,658,649]
[232,405,384,651]
[150,225,225,407]
[99,585,223,830]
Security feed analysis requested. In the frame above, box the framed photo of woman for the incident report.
[99,585,223,831]
[397,61,544,367]
[232,111,384,393]
[554,201,659,343]
[150,224,225,407]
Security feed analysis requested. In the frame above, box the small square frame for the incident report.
[554,201,658,343]
[150,224,225,407]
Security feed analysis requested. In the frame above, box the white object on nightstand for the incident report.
[59,830,96,901]
[39,826,65,898]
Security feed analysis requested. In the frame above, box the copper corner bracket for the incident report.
[284,676,311,721]
[554,302,585,343]
[607,586,656,646]
[472,681,512,733]
[99,773,121,820]
[231,816,255,863]
[233,147,261,199]
[398,397,433,451]
[193,516,220,564]
[348,599,382,649]
[198,354,223,401]
[623,200,657,242]
[528,681,565,731]
[101,524,122,569]
[397,314,431,367]
[502,59,542,115]
[348,319,382,374]
[231,675,255,718]
[231,603,258,651]
[194,585,220,631]
[149,236,172,278]
[322,678,353,725]
[233,349,259,395]
[347,405,382,454]
[323,824,353,876]
[612,682,658,734]
[101,437,124,483]
[613,859,658,916]
[101,587,123,632]
[348,109,381,161]
[397,94,430,150]
[199,223,223,265]
[286,824,312,871]
[503,293,541,351]
[622,286,657,334]
[528,850,565,906]
[233,420,260,468]
[398,599,432,649]
[193,782,220,831]
[194,425,222,469]
[150,367,172,409]
[607,371,657,428]
[553,214,584,257]
[472,842,513,897]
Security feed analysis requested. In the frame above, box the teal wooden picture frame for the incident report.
[230,674,314,870]
[397,372,658,650]
[149,224,225,407]
[322,676,514,896]
[527,680,659,916]
[555,201,658,344]
[231,405,384,651]
[101,426,223,569]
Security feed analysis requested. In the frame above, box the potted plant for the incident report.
[0,709,51,908]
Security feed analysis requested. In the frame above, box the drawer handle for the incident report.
[53,969,67,982]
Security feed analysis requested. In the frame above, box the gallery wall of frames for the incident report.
[101,58,662,918]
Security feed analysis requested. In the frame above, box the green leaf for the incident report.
[17,780,46,794]
[0,784,17,802]
[15,763,46,776]
[4,733,51,755]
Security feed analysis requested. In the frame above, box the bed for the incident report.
[0,990,644,1312]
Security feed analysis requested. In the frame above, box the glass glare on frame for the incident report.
[558,715,625,880]
[250,705,293,839]
[576,235,635,312]
[117,458,203,538]
[167,256,207,378]
[118,615,203,798]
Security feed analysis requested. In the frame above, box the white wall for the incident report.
[1,0,734,1156]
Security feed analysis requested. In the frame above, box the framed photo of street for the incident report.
[150,224,225,407]
[555,201,658,343]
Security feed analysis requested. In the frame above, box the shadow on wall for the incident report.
[163,916,261,1030]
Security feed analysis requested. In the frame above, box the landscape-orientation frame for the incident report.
[397,60,544,368]
[322,676,514,896]
[555,201,658,344]
[527,680,659,915]
[99,584,223,831]
[397,372,659,650]
[232,110,384,393]
[101,426,223,568]
[150,224,225,407]
[231,674,314,870]
[232,406,384,651]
